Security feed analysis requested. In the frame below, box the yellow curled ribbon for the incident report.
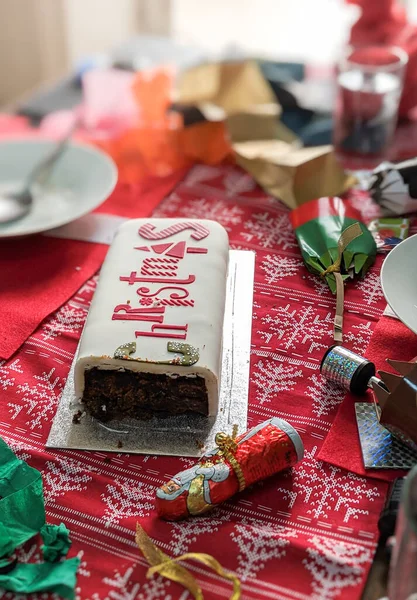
[136,523,241,600]
[320,222,363,343]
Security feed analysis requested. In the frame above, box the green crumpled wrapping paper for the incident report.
[0,437,79,599]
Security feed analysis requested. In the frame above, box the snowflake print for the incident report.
[304,536,372,600]
[241,212,298,250]
[100,567,141,600]
[356,272,384,305]
[0,358,22,390]
[252,359,303,404]
[9,368,63,429]
[101,477,154,526]
[260,304,333,353]
[41,302,87,341]
[223,169,256,196]
[95,568,171,600]
[171,197,244,230]
[306,374,346,419]
[169,511,230,555]
[230,518,297,581]
[43,457,92,504]
[260,254,302,284]
[184,164,223,186]
[307,274,332,297]
[277,447,380,522]
[344,321,373,353]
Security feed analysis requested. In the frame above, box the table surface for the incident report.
[0,161,397,600]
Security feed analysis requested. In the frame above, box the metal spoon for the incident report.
[0,124,76,225]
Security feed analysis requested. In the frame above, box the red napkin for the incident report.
[318,315,417,481]
[96,168,188,217]
[0,167,187,360]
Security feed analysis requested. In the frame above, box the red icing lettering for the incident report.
[165,241,186,259]
[141,258,179,277]
[186,247,208,254]
[138,222,209,241]
[134,245,150,251]
[137,286,190,300]
[135,324,188,339]
[151,243,172,254]
[120,272,195,286]
[112,305,165,322]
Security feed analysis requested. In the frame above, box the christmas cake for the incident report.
[74,218,229,421]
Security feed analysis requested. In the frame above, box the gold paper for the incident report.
[177,60,354,209]
[178,60,277,114]
[235,142,356,209]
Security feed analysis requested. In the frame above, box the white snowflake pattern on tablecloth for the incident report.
[356,272,384,305]
[41,302,87,341]
[77,275,98,298]
[184,164,223,187]
[305,374,346,419]
[101,477,154,526]
[307,274,332,297]
[241,212,298,250]
[252,299,261,320]
[344,321,373,353]
[0,358,22,390]
[230,518,297,582]
[260,254,302,284]
[223,170,256,196]
[43,456,92,504]
[303,536,372,600]
[154,191,183,216]
[2,437,32,462]
[252,359,303,404]
[169,511,231,555]
[9,368,63,429]
[260,304,333,352]
[277,447,380,522]
[94,568,171,600]
[171,197,244,230]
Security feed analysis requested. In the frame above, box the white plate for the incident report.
[0,139,117,238]
[381,234,417,334]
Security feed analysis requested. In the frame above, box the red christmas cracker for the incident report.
[156,417,304,521]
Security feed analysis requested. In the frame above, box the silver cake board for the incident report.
[46,250,254,457]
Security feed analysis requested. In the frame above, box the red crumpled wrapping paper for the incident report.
[347,0,417,116]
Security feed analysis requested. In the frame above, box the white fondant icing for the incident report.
[74,218,229,416]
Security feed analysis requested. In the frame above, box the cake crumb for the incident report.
[75,266,81,271]
[103,456,111,464]
[117,440,123,448]
[72,410,82,424]
[127,299,131,304]
[195,439,204,449]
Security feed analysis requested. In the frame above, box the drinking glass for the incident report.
[387,465,417,599]
[333,45,408,168]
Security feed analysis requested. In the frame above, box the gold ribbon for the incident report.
[215,424,246,492]
[136,523,241,600]
[320,222,363,343]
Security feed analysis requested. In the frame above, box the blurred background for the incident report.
[0,0,368,107]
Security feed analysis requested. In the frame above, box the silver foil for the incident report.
[46,250,255,457]
[355,402,417,469]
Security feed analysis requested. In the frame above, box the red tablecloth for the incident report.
[0,164,391,600]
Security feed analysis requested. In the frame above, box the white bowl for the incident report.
[0,139,117,238]
[381,233,417,334]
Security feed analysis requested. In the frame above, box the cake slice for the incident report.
[74,218,229,421]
